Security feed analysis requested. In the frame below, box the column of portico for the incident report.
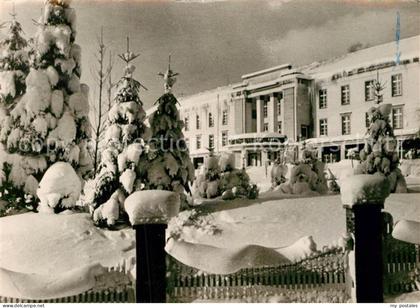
[270,93,278,132]
[256,96,263,133]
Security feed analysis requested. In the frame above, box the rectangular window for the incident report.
[365,80,375,101]
[263,123,268,132]
[208,134,214,149]
[208,113,214,127]
[319,89,327,109]
[222,110,228,125]
[341,113,351,135]
[184,117,189,131]
[263,101,268,118]
[196,135,201,149]
[277,99,281,116]
[392,106,403,129]
[278,122,282,134]
[391,74,402,97]
[319,118,328,136]
[341,85,350,105]
[196,115,200,129]
[222,131,228,147]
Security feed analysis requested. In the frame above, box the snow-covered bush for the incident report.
[355,103,407,193]
[85,47,148,227]
[271,154,288,187]
[167,209,220,240]
[37,162,82,213]
[273,143,328,195]
[193,151,258,200]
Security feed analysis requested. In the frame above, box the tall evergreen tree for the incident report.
[86,38,149,227]
[139,56,194,207]
[0,0,92,214]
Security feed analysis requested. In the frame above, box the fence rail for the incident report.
[0,287,135,303]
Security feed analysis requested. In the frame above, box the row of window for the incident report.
[319,73,402,109]
[184,110,229,131]
[262,99,282,118]
[192,132,229,150]
[261,122,283,134]
[319,106,404,136]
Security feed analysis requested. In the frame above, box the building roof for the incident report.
[302,35,420,79]
[241,63,292,80]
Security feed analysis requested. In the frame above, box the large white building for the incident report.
[169,35,420,168]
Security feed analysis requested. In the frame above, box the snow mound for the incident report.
[392,220,420,245]
[37,162,81,212]
[124,190,180,225]
[166,236,316,275]
[0,263,106,300]
[0,213,135,276]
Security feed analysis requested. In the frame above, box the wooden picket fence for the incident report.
[383,239,420,295]
[166,249,349,302]
[167,241,420,302]
[0,287,135,303]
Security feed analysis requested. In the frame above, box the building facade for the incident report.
[174,35,420,168]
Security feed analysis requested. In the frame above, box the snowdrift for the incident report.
[166,236,317,274]
[0,263,105,300]
[0,213,135,276]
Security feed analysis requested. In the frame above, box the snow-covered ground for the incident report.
[1,161,419,300]
[0,213,135,276]
[177,193,420,249]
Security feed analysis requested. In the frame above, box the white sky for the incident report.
[1,0,419,109]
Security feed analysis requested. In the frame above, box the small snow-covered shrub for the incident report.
[193,152,258,200]
[272,144,328,195]
[168,209,221,240]
[37,162,82,213]
[0,164,37,217]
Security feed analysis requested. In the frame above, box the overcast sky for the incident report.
[1,0,419,109]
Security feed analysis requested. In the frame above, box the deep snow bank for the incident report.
[166,236,316,274]
[0,263,105,299]
[179,194,420,249]
[0,213,135,275]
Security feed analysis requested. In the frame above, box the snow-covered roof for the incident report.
[302,35,420,78]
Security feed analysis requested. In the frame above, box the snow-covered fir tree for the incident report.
[138,56,194,208]
[0,0,92,214]
[0,8,29,109]
[356,73,407,192]
[85,38,148,227]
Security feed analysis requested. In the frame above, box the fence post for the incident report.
[341,174,391,303]
[125,190,182,303]
[134,224,167,303]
